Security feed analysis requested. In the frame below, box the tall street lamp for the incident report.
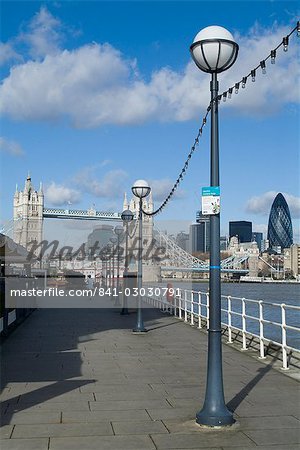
[107,243,113,288]
[131,179,151,333]
[114,225,124,306]
[121,209,134,315]
[110,236,117,291]
[190,25,238,427]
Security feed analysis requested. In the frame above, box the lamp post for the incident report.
[190,25,238,427]
[131,179,151,333]
[114,226,124,306]
[107,243,113,288]
[121,209,134,315]
[110,236,117,292]
[102,247,108,287]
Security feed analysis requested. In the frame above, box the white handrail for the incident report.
[145,286,300,370]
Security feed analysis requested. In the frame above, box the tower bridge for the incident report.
[12,175,256,276]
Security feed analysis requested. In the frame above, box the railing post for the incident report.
[281,303,288,370]
[184,290,188,322]
[198,292,202,329]
[227,296,232,343]
[206,292,209,330]
[174,294,179,317]
[179,291,182,320]
[241,298,247,350]
[258,300,266,359]
[191,292,194,326]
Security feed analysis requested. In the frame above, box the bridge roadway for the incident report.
[1,300,299,450]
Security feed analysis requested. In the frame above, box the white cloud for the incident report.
[74,167,129,199]
[0,17,299,127]
[19,6,63,59]
[252,224,268,236]
[149,178,186,202]
[0,42,22,66]
[246,191,300,218]
[0,137,24,156]
[44,182,81,206]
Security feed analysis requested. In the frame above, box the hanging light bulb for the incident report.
[251,70,256,82]
[271,50,276,64]
[242,77,247,88]
[283,36,289,52]
[297,21,300,37]
[235,82,240,94]
[260,60,266,74]
[228,87,233,99]
[223,92,227,102]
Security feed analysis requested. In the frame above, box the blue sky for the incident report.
[0,1,299,241]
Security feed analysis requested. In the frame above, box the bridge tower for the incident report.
[13,174,44,248]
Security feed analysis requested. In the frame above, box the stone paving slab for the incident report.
[1,411,61,425]
[222,447,300,450]
[5,401,90,412]
[89,399,171,411]
[62,409,151,423]
[49,435,156,450]
[112,419,169,435]
[0,425,13,439]
[0,438,49,450]
[1,306,300,450]
[243,428,300,446]
[11,422,113,438]
[151,431,255,448]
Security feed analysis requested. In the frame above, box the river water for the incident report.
[159,280,300,349]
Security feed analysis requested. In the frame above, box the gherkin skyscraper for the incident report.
[267,193,293,250]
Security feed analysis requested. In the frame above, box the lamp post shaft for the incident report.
[133,198,146,332]
[121,223,129,315]
[196,72,234,426]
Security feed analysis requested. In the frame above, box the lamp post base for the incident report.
[196,408,234,427]
[132,328,148,334]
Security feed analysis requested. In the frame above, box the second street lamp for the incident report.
[190,25,238,427]
[121,209,134,315]
[114,225,124,306]
[131,179,151,333]
[110,236,117,293]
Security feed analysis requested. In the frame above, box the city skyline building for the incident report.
[267,193,293,251]
[252,232,263,252]
[87,225,114,257]
[229,221,252,243]
[176,231,189,252]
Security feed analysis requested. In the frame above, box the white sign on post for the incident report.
[201,186,220,215]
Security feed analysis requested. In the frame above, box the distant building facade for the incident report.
[267,193,293,252]
[176,232,189,252]
[87,225,114,256]
[229,221,252,243]
[252,232,263,252]
[190,211,210,253]
[284,244,300,279]
[220,236,228,251]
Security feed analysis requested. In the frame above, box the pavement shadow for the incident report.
[226,358,275,413]
[0,305,165,425]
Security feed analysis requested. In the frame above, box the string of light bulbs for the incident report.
[142,21,299,218]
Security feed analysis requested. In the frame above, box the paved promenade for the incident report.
[1,305,299,450]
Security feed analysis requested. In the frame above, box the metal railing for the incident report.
[144,287,300,370]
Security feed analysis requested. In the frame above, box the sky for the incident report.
[0,0,299,242]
